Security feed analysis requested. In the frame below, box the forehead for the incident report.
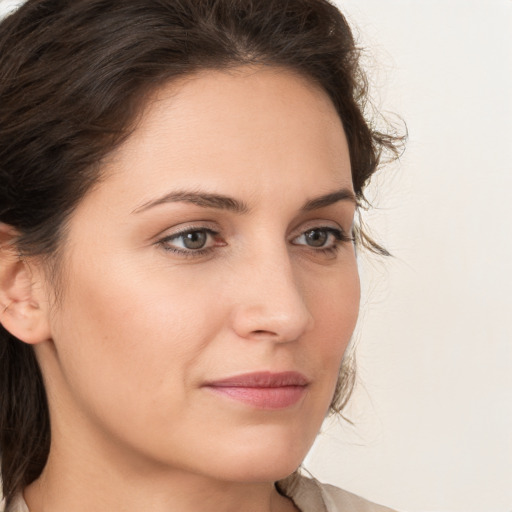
[97,65,352,210]
[142,65,342,134]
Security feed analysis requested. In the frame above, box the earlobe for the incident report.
[0,223,51,345]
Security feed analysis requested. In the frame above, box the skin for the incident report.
[4,66,360,512]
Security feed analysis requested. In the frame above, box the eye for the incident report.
[177,230,209,250]
[292,227,352,250]
[302,228,330,247]
[158,227,221,254]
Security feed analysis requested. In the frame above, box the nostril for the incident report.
[250,329,279,338]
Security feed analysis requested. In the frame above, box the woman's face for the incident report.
[38,66,360,483]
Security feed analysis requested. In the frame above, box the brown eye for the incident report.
[304,229,328,247]
[181,230,207,249]
[292,226,348,252]
[159,228,220,254]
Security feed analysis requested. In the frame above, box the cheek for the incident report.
[308,260,360,341]
[305,260,360,388]
[50,255,224,415]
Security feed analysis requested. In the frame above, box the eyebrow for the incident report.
[132,191,249,214]
[132,188,356,215]
[301,189,357,211]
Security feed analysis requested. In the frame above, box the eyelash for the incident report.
[293,227,354,257]
[158,227,221,258]
[157,226,354,259]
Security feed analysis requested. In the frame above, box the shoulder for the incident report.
[277,474,399,512]
[316,481,399,512]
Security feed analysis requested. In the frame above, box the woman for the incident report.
[0,1,401,511]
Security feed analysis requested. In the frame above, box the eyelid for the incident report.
[289,218,351,239]
[153,220,220,239]
[291,227,349,246]
[165,226,218,242]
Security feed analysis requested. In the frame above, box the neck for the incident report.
[24,442,298,512]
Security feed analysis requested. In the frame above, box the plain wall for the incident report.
[1,1,510,511]
[304,2,512,512]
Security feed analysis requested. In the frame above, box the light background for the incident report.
[304,2,512,512]
[1,1,511,511]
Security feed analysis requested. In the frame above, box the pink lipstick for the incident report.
[203,371,309,410]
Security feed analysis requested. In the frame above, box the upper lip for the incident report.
[203,371,310,388]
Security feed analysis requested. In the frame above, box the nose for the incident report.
[229,249,314,343]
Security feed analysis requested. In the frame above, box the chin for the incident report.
[205,432,311,484]
[218,460,301,485]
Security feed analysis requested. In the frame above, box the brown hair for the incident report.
[0,0,402,504]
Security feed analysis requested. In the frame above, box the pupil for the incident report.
[306,229,327,247]
[183,231,207,249]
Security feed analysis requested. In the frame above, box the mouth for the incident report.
[202,371,310,410]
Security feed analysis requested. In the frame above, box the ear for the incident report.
[0,223,51,345]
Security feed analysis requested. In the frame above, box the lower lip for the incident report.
[205,385,307,410]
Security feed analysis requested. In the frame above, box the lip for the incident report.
[203,371,309,410]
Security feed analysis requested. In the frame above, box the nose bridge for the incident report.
[231,242,314,342]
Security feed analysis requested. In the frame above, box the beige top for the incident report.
[2,475,398,512]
